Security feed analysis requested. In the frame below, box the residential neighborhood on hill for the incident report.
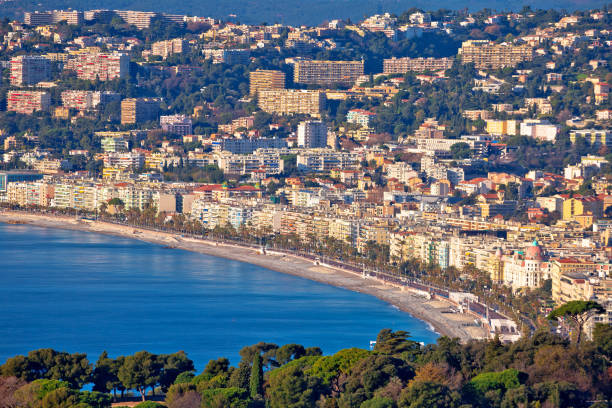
[0,5,610,349]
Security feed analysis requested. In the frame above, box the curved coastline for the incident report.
[0,211,489,342]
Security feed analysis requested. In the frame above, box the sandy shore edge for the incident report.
[0,211,488,342]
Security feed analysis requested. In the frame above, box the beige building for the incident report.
[257,89,325,117]
[249,69,285,96]
[459,40,533,69]
[65,52,129,81]
[293,60,364,85]
[383,57,453,74]
[151,39,188,59]
[7,182,54,207]
[10,55,51,86]
[7,91,51,114]
[551,258,598,304]
[121,98,160,124]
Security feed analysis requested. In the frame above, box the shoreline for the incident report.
[0,211,489,342]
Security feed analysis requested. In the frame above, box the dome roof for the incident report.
[525,240,543,261]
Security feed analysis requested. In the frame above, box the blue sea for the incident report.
[0,223,438,372]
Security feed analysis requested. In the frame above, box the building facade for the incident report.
[249,69,285,96]
[459,40,533,69]
[383,57,454,74]
[7,91,51,114]
[10,56,51,86]
[293,60,364,85]
[65,52,129,81]
[258,89,325,117]
[121,98,160,124]
[297,120,328,148]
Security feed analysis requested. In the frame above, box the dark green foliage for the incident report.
[157,352,195,392]
[32,379,72,399]
[304,347,323,357]
[77,390,113,408]
[360,397,396,408]
[374,330,421,358]
[398,381,457,408]
[307,348,371,386]
[267,364,322,408]
[1,327,610,408]
[275,344,306,365]
[0,349,92,388]
[249,354,262,399]
[92,351,122,395]
[173,371,195,385]
[469,368,525,395]
[593,323,612,358]
[117,351,160,401]
[450,143,472,160]
[228,361,251,390]
[238,343,279,367]
[200,387,249,408]
[133,402,166,408]
[338,355,415,407]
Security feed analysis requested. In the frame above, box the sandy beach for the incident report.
[0,210,489,342]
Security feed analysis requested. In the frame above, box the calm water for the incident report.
[0,223,437,371]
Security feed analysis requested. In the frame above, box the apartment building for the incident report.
[520,120,559,142]
[386,162,418,184]
[329,218,361,244]
[293,60,364,85]
[61,90,121,111]
[486,119,519,136]
[151,38,188,59]
[65,52,129,81]
[121,98,160,124]
[346,109,376,127]
[258,89,325,117]
[10,56,51,86]
[7,182,54,207]
[297,120,328,148]
[459,40,533,69]
[562,196,603,221]
[383,57,454,74]
[570,129,612,148]
[104,152,145,168]
[203,49,250,64]
[550,258,600,305]
[53,183,99,211]
[0,172,44,196]
[114,10,158,29]
[216,151,284,175]
[218,116,255,134]
[160,114,193,136]
[101,137,129,153]
[214,138,287,154]
[296,149,358,172]
[7,91,51,114]
[249,69,285,96]
[24,10,83,26]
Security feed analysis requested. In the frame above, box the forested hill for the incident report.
[1,327,611,408]
[1,0,610,25]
